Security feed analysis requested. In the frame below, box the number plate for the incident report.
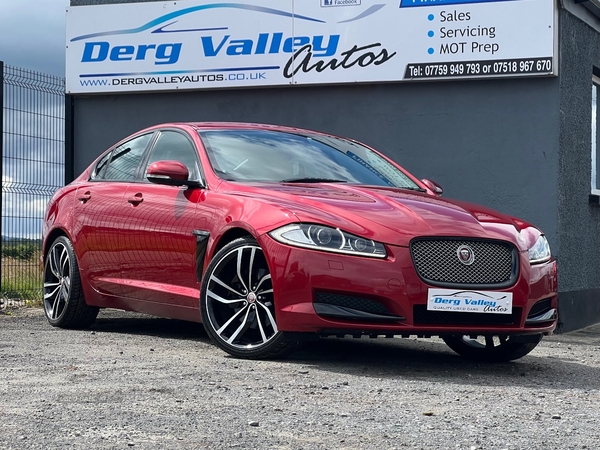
[427,289,513,315]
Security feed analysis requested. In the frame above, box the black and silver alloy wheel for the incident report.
[442,334,542,362]
[200,236,298,359]
[43,236,98,328]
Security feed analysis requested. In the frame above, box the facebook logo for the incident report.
[321,0,361,6]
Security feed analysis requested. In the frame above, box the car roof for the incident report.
[159,122,329,136]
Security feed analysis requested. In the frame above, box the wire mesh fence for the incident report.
[1,62,65,306]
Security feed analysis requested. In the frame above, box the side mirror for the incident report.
[147,160,190,187]
[421,178,443,196]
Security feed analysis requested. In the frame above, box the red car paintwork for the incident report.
[42,122,558,335]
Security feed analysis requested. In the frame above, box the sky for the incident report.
[1,0,69,239]
[0,0,70,76]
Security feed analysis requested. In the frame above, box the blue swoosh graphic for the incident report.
[337,4,386,23]
[443,291,495,299]
[151,21,228,34]
[71,3,324,42]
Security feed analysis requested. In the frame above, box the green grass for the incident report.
[1,242,39,261]
[1,254,43,306]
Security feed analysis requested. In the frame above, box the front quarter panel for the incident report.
[515,225,546,253]
[202,191,299,267]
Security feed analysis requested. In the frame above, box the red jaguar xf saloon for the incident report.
[42,123,558,361]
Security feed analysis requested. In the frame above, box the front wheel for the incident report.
[442,334,542,362]
[200,236,298,359]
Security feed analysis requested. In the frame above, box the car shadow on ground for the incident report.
[285,337,600,391]
[89,310,600,391]
[91,312,211,343]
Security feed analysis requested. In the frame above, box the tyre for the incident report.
[200,236,298,359]
[43,236,98,328]
[442,334,542,362]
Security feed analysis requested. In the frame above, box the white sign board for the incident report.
[427,289,513,315]
[66,0,556,94]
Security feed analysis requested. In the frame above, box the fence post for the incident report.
[65,94,75,184]
[1,60,4,244]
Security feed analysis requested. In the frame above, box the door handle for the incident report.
[127,193,144,205]
[78,191,91,202]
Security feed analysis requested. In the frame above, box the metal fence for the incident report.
[1,62,65,306]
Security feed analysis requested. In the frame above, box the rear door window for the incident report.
[102,134,153,181]
[91,151,111,180]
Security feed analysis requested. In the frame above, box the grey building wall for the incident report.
[556,9,600,332]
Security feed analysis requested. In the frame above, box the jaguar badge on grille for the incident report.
[457,245,475,265]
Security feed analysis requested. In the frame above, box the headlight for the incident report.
[528,235,551,264]
[269,224,387,259]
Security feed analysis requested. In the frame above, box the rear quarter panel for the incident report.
[42,185,79,256]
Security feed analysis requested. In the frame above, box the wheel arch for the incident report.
[43,228,70,259]
[210,226,255,260]
[199,225,265,283]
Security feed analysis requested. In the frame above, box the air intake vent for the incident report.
[527,299,552,318]
[315,292,391,315]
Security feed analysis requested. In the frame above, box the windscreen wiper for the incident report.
[281,177,348,183]
[400,186,427,192]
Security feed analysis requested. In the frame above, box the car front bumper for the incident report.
[258,235,558,336]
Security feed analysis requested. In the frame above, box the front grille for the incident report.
[410,238,516,287]
[413,305,521,326]
[314,292,391,315]
[528,298,552,318]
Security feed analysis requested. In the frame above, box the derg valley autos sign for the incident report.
[66,0,556,94]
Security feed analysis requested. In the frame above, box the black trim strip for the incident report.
[193,230,210,281]
[314,303,405,322]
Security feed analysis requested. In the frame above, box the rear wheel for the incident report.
[200,236,298,359]
[442,335,542,362]
[43,236,98,328]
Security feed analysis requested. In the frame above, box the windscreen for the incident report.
[198,129,419,189]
